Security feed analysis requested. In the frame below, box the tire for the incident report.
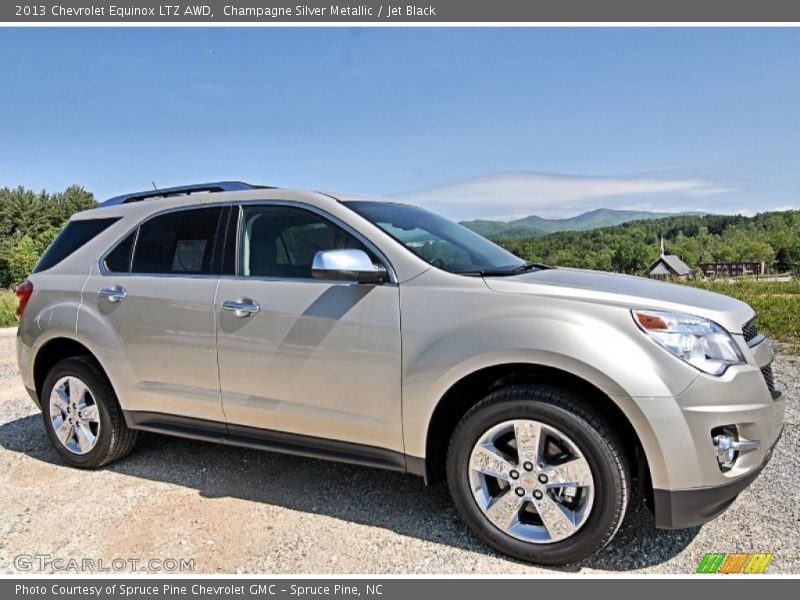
[41,356,137,469]
[447,384,629,565]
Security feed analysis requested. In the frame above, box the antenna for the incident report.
[151,181,158,190]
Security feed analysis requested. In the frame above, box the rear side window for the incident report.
[130,208,222,275]
[34,218,119,273]
[104,232,136,273]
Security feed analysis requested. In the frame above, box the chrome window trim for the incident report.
[231,200,398,285]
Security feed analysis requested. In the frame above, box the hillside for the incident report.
[494,210,800,275]
[461,208,705,239]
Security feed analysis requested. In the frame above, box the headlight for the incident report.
[631,309,745,375]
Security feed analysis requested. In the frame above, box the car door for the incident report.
[80,205,227,423]
[215,203,403,454]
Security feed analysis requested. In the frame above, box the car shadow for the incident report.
[0,413,698,571]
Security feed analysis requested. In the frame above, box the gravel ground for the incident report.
[0,326,797,574]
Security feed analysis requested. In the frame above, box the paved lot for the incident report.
[0,326,797,574]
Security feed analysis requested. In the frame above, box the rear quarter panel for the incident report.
[17,272,89,392]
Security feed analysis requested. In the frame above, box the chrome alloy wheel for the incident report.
[468,419,594,544]
[49,376,101,455]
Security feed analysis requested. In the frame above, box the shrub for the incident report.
[0,290,16,327]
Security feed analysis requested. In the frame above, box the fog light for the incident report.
[712,426,760,472]
[713,434,737,470]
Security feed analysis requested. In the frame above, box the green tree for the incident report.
[0,185,96,287]
[0,232,53,287]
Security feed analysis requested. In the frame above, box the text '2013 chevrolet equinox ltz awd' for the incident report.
[15,182,784,565]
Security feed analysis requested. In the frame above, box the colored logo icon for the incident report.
[696,552,774,574]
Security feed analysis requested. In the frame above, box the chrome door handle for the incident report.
[222,299,260,318]
[99,286,127,303]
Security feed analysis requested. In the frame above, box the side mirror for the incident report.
[311,249,388,284]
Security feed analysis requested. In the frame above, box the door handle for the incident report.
[222,299,260,318]
[99,286,127,303]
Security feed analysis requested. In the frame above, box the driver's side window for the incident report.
[239,205,374,279]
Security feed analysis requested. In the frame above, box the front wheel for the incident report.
[447,384,630,565]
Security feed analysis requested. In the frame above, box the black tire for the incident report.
[41,356,137,468]
[447,384,629,565]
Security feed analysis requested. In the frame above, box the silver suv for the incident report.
[16,182,784,565]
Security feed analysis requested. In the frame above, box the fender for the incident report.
[399,306,693,489]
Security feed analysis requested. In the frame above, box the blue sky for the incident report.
[1,27,799,220]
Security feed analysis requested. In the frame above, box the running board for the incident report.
[124,410,416,474]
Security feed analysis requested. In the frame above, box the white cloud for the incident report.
[771,205,799,212]
[394,171,734,221]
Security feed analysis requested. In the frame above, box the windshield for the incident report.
[344,201,527,274]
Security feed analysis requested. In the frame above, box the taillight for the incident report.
[15,280,33,321]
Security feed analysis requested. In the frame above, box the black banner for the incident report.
[6,580,800,600]
[4,0,800,23]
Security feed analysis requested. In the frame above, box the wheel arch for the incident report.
[33,337,104,401]
[422,362,654,502]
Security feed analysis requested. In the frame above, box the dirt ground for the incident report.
[0,327,797,574]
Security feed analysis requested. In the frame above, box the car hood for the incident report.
[483,267,754,334]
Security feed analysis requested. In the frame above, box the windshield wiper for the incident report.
[454,269,516,276]
[454,262,551,277]
[511,261,551,274]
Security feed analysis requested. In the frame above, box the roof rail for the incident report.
[99,181,266,207]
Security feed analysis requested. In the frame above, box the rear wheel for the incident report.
[41,357,137,468]
[447,384,629,565]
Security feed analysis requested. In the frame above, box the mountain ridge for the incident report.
[461,208,707,238]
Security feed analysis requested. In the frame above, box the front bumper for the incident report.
[652,425,782,528]
[623,333,785,529]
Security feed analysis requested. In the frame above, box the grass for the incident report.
[0,290,16,328]
[686,279,800,345]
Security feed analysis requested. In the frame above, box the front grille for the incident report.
[761,365,776,394]
[742,317,758,342]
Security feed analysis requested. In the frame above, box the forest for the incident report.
[490,210,800,275]
[0,185,97,288]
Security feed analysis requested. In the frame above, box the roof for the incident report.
[98,181,261,207]
[72,187,341,222]
[645,255,693,276]
[647,262,672,276]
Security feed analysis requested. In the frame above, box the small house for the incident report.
[644,237,693,279]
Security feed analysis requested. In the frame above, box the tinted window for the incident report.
[240,206,373,279]
[104,232,135,273]
[34,218,119,273]
[131,208,222,275]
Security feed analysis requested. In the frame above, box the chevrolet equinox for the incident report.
[15,182,784,564]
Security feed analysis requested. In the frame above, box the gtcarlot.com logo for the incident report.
[696,552,774,574]
[14,554,195,573]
